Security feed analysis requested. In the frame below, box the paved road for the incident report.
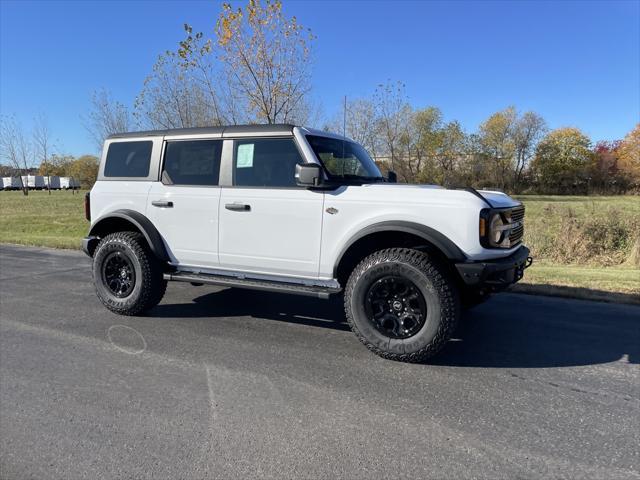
[0,244,638,479]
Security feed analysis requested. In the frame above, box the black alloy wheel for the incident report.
[364,276,427,339]
[92,231,167,315]
[101,251,136,298]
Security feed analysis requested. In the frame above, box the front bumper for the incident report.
[455,246,532,289]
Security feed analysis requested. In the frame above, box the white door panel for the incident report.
[218,188,324,277]
[147,184,221,267]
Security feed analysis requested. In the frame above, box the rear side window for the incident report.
[233,138,303,188]
[162,140,222,186]
[104,141,152,177]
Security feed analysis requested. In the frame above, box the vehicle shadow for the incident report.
[150,288,639,368]
[150,287,351,331]
[434,294,640,368]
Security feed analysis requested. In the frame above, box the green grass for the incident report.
[513,261,639,304]
[0,190,87,249]
[1,190,638,302]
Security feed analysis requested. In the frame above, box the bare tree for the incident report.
[373,81,412,177]
[329,97,380,157]
[0,116,32,195]
[215,0,315,124]
[85,89,130,151]
[512,111,546,190]
[135,49,225,129]
[33,113,53,194]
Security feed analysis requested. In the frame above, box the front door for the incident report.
[147,138,223,268]
[218,137,324,278]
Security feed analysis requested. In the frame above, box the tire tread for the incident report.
[344,248,459,362]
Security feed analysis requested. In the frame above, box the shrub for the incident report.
[524,205,640,267]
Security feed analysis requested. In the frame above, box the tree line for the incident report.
[2,0,638,194]
[328,85,639,194]
[85,0,638,195]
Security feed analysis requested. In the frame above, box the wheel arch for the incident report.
[87,209,169,262]
[333,221,466,287]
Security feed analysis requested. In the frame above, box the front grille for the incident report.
[508,205,525,246]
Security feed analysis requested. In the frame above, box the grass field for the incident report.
[0,190,86,249]
[1,190,638,302]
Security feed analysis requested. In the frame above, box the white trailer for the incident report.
[59,176,81,189]
[3,176,23,190]
[21,175,46,189]
[43,176,61,189]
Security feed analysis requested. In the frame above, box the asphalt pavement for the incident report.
[1,244,638,479]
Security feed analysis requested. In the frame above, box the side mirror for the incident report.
[387,170,398,183]
[295,163,323,187]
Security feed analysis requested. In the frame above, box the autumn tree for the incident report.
[530,127,594,193]
[617,124,640,185]
[68,155,99,188]
[477,107,517,190]
[215,0,314,124]
[592,140,625,192]
[38,154,74,176]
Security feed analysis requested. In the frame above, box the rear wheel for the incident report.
[92,231,167,315]
[344,248,460,362]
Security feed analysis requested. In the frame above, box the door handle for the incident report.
[225,203,251,212]
[152,200,173,208]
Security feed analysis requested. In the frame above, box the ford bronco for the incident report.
[83,124,531,362]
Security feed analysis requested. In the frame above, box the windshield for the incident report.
[306,135,383,181]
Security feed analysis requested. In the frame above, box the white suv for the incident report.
[83,124,531,362]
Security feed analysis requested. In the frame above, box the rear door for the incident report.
[218,137,324,278]
[147,138,223,268]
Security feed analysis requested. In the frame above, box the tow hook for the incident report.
[524,257,533,269]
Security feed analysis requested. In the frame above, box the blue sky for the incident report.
[1,0,638,157]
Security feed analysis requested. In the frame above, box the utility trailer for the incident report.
[44,176,61,189]
[60,177,81,189]
[2,177,22,190]
[22,175,46,189]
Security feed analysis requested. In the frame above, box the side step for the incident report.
[164,271,342,299]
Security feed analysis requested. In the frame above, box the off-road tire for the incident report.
[92,231,167,315]
[344,248,460,362]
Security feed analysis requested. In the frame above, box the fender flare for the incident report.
[333,220,467,277]
[89,209,170,262]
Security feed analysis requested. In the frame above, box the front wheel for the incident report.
[92,231,167,315]
[344,248,460,362]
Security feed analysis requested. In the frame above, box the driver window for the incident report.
[233,138,303,187]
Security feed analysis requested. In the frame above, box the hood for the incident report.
[475,189,521,208]
[358,183,521,208]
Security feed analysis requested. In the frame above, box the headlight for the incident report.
[480,209,517,248]
[489,213,507,246]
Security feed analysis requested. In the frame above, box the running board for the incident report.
[164,271,342,299]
